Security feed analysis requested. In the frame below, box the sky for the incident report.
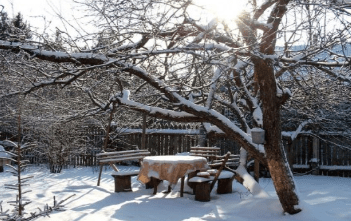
[1,0,246,35]
[1,0,82,35]
[2,0,338,47]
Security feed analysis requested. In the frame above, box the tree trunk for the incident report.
[255,58,301,214]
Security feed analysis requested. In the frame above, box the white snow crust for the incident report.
[0,165,350,221]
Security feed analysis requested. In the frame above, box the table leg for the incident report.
[162,185,171,194]
[180,176,185,197]
[153,178,158,195]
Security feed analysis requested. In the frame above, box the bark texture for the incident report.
[254,58,301,214]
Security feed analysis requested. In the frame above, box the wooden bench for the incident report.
[210,154,240,169]
[96,149,150,191]
[190,146,240,169]
[190,146,220,163]
[188,152,234,201]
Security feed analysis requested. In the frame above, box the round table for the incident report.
[138,155,209,196]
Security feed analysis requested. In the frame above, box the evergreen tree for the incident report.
[0,10,31,41]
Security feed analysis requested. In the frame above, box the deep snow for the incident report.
[0,165,350,221]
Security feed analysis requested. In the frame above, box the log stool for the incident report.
[188,176,212,202]
[194,181,211,202]
[111,170,140,192]
[217,178,233,194]
[217,171,234,194]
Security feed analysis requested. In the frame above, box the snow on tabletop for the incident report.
[143,155,208,165]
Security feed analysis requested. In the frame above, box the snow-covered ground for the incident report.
[0,165,350,221]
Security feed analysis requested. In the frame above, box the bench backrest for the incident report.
[211,154,240,169]
[190,146,240,169]
[96,150,150,164]
[190,147,220,163]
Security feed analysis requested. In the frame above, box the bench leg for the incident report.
[112,175,132,192]
[97,165,103,186]
[217,178,233,194]
[194,182,211,202]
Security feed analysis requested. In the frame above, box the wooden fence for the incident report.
[118,128,201,155]
[22,153,97,167]
[6,124,351,177]
[117,129,351,177]
[285,134,351,177]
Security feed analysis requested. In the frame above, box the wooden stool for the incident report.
[188,176,212,202]
[194,181,211,202]
[112,174,132,192]
[217,178,233,194]
[111,170,140,192]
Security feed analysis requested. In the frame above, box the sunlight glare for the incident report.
[195,0,247,22]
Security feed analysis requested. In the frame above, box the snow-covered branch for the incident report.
[282,119,312,141]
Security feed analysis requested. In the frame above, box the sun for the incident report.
[194,0,247,22]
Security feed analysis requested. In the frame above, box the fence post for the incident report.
[311,137,320,175]
[141,113,147,149]
[286,139,293,170]
[198,124,207,146]
[254,159,260,182]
